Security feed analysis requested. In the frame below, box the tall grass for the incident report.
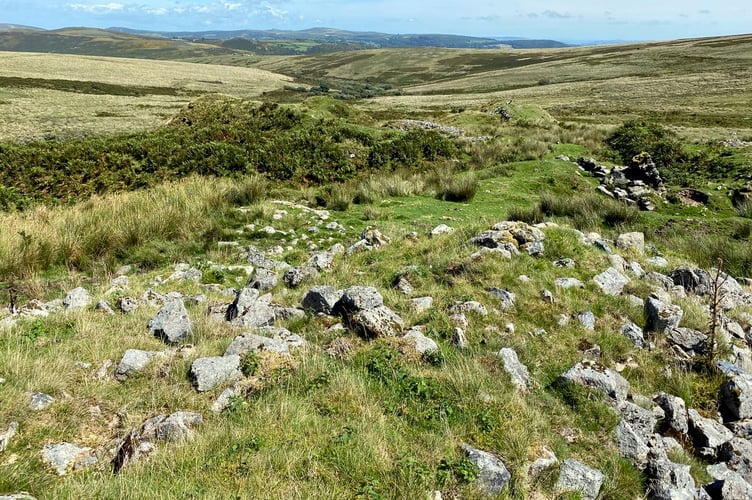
[0,175,268,280]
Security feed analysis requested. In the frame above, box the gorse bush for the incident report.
[0,96,459,209]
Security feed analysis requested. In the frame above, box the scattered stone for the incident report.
[62,287,91,311]
[224,333,290,356]
[116,296,139,314]
[0,493,36,499]
[615,419,650,467]
[29,392,54,411]
[148,298,192,345]
[557,314,570,327]
[720,373,752,422]
[527,447,558,477]
[666,327,708,356]
[554,258,576,268]
[247,268,278,292]
[409,296,434,315]
[487,287,516,310]
[165,264,202,283]
[189,355,241,392]
[94,359,114,380]
[654,392,689,435]
[593,267,630,296]
[497,348,531,392]
[687,409,733,458]
[452,327,467,349]
[560,360,630,401]
[41,443,96,476]
[460,443,511,496]
[332,286,383,315]
[430,224,455,236]
[593,239,613,254]
[622,321,645,348]
[301,286,341,315]
[140,411,203,443]
[282,266,319,288]
[211,388,238,414]
[555,458,605,500]
[540,289,555,303]
[616,232,645,254]
[718,437,752,484]
[448,301,488,316]
[618,401,657,442]
[646,256,669,268]
[577,311,596,330]
[645,294,683,333]
[645,452,695,499]
[226,289,275,329]
[347,306,405,338]
[556,277,584,289]
[115,349,160,380]
[402,328,439,355]
[0,421,18,452]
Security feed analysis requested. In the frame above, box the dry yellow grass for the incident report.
[0,52,292,141]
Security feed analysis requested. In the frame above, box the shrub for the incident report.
[606,120,686,171]
[433,172,478,202]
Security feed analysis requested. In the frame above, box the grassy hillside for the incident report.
[0,33,752,499]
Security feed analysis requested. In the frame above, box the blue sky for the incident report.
[1,1,748,42]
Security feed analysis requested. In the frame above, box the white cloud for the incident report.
[224,2,242,11]
[69,2,124,13]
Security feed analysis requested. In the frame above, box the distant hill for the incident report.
[0,27,236,59]
[110,26,569,49]
[0,23,42,32]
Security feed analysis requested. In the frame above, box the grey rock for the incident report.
[402,328,439,355]
[687,409,733,458]
[224,333,290,356]
[348,306,405,338]
[615,419,650,467]
[452,327,467,349]
[709,472,752,500]
[409,296,434,315]
[115,349,159,379]
[556,277,584,289]
[461,443,511,496]
[721,374,752,422]
[430,224,455,236]
[622,321,645,348]
[62,287,91,311]
[645,271,675,291]
[553,258,576,268]
[540,289,555,303]
[669,266,713,296]
[282,266,319,288]
[29,392,54,411]
[148,298,192,345]
[645,454,695,499]
[470,246,513,260]
[555,458,605,500]
[616,232,645,254]
[333,286,383,315]
[497,348,531,392]
[593,267,630,296]
[729,419,752,440]
[94,359,114,380]
[145,411,203,443]
[116,296,139,314]
[718,437,752,484]
[486,287,516,310]
[211,388,237,414]
[645,294,683,333]
[227,289,275,328]
[448,301,488,316]
[0,494,36,500]
[306,250,337,271]
[527,447,558,477]
[523,240,545,257]
[190,355,241,392]
[618,401,657,442]
[247,268,278,292]
[647,256,670,268]
[141,289,166,307]
[560,360,630,401]
[654,392,689,435]
[593,239,613,254]
[95,300,115,315]
[41,443,95,475]
[666,327,708,355]
[301,286,341,315]
[577,311,596,330]
[0,421,18,452]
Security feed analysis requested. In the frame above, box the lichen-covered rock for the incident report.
[622,321,645,348]
[487,287,515,310]
[560,360,630,401]
[301,286,341,315]
[654,392,689,435]
[189,355,241,392]
[718,437,752,484]
[62,287,91,311]
[148,298,192,344]
[593,267,630,296]
[247,268,278,292]
[282,266,319,288]
[402,328,439,355]
[41,443,96,476]
[497,348,531,392]
[115,349,159,379]
[224,333,290,356]
[348,306,405,338]
[332,286,383,315]
[616,232,645,254]
[461,443,511,496]
[615,419,650,467]
[645,294,683,333]
[645,453,696,499]
[687,409,733,459]
[555,458,605,500]
[721,374,752,423]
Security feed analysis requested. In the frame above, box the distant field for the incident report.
[0,52,292,141]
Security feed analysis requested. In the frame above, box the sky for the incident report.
[0,1,748,42]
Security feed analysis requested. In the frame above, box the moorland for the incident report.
[0,27,751,499]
